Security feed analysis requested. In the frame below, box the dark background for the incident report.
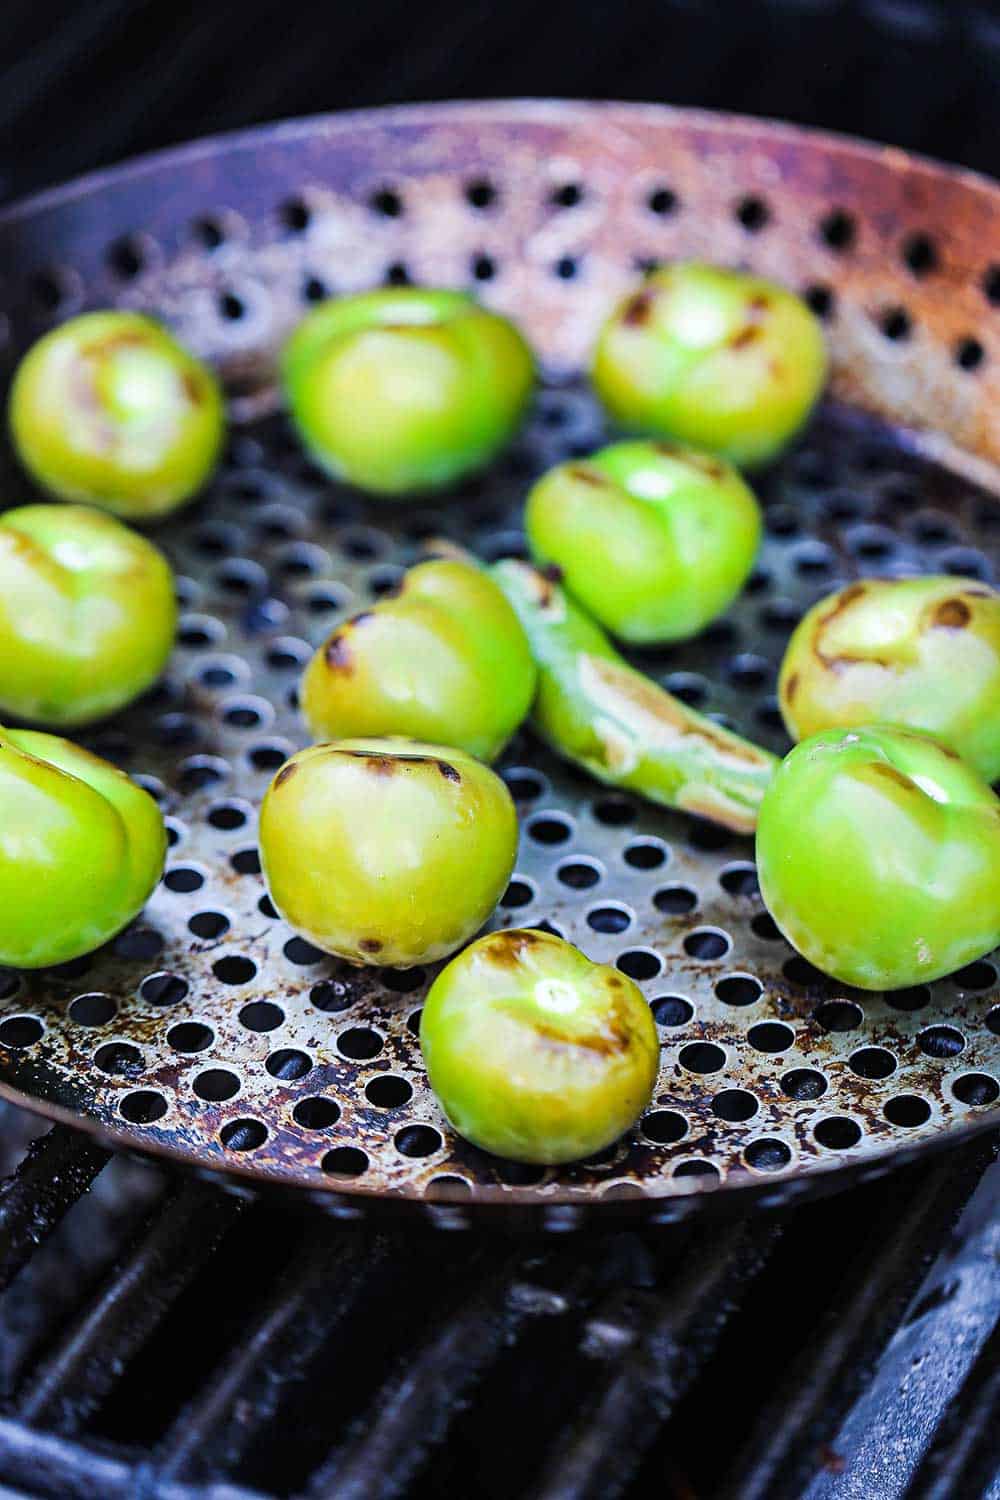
[1,0,998,206]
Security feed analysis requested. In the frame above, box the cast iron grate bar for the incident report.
[904,1313,1000,1500]
[718,1135,999,1500]
[526,1216,781,1500]
[307,1242,598,1500]
[0,1412,266,1500]
[14,1177,246,1435]
[0,1126,110,1293]
[155,1229,397,1483]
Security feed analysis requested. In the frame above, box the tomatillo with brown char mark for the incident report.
[592,262,827,469]
[525,439,761,644]
[301,558,536,761]
[9,311,224,519]
[259,738,518,968]
[779,576,1000,783]
[420,927,660,1163]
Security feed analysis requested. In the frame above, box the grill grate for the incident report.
[0,1114,995,1498]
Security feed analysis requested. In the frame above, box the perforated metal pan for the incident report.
[0,101,997,1226]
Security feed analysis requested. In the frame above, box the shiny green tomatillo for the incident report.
[259,738,518,968]
[493,560,777,833]
[0,728,166,968]
[779,576,1000,783]
[281,288,534,496]
[592,262,827,468]
[756,725,1000,991]
[0,504,176,727]
[420,927,660,1163]
[301,558,536,761]
[9,311,225,519]
[525,439,761,643]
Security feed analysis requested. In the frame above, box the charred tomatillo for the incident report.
[756,726,1000,991]
[301,558,536,761]
[779,576,1000,783]
[259,738,518,968]
[0,728,166,968]
[0,504,176,727]
[281,288,534,496]
[592,263,827,468]
[420,927,660,1163]
[9,311,224,518]
[525,439,761,644]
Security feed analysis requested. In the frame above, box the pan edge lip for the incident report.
[0,96,998,233]
[0,1070,994,1215]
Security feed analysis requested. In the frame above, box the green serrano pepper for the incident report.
[492,559,777,833]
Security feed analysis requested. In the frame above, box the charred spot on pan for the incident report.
[359,938,382,953]
[436,760,461,783]
[622,291,653,326]
[934,599,971,629]
[274,763,297,788]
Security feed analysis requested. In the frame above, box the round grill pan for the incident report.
[0,101,997,1226]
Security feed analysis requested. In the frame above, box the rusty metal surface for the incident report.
[0,101,996,1225]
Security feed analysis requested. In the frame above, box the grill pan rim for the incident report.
[1,97,997,231]
[0,1068,994,1219]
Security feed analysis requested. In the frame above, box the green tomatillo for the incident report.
[259,738,518,967]
[779,576,1000,783]
[756,725,1000,990]
[420,927,660,1163]
[281,288,534,496]
[525,439,761,643]
[9,311,225,519]
[0,504,176,727]
[0,728,166,968]
[301,558,536,761]
[592,262,827,468]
